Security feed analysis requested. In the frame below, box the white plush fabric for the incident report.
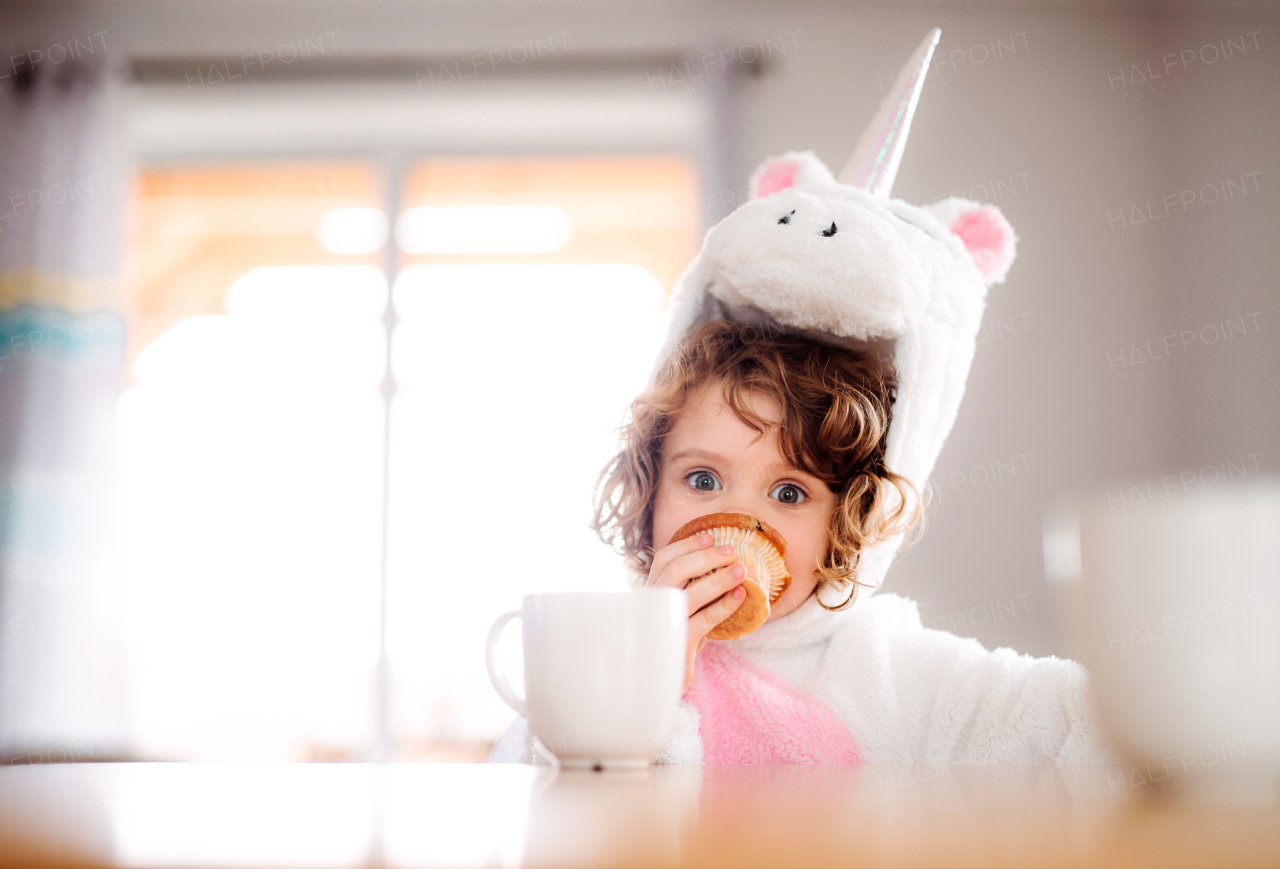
[489,590,1122,765]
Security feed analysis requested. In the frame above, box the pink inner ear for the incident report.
[950,206,1014,278]
[753,160,798,198]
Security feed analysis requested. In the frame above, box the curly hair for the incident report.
[590,318,923,611]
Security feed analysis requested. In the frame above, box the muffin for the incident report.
[667,512,792,639]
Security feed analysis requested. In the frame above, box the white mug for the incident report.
[1045,476,1280,805]
[486,588,688,769]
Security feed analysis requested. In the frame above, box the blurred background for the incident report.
[0,0,1275,764]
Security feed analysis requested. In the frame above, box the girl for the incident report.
[490,317,1118,765]
[491,29,1120,766]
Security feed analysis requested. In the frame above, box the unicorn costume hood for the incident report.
[646,28,1018,598]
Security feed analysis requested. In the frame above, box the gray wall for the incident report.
[743,6,1279,658]
[7,0,1276,661]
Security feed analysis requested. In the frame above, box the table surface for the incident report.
[1,762,1278,869]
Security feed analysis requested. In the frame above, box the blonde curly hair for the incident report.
[590,318,922,610]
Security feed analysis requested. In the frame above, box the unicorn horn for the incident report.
[837,28,941,198]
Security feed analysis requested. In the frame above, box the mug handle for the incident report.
[486,609,528,716]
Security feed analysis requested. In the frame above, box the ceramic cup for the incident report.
[485,587,688,769]
[1044,476,1280,805]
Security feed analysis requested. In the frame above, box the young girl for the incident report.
[491,29,1121,766]
[490,317,1118,765]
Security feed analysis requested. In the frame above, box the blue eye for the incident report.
[686,471,720,492]
[770,483,807,505]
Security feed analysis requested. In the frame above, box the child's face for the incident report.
[652,378,838,622]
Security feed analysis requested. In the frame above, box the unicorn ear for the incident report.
[747,150,838,199]
[922,197,1019,286]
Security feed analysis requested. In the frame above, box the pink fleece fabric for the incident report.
[753,159,798,198]
[683,641,863,764]
[950,205,1015,280]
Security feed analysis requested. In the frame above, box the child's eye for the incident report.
[770,483,808,505]
[686,471,720,492]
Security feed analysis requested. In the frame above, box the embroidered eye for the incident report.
[821,222,838,237]
[777,209,795,225]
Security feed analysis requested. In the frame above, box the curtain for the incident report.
[0,35,130,758]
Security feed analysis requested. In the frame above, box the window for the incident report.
[119,155,698,760]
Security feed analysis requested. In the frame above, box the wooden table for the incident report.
[1,762,1277,868]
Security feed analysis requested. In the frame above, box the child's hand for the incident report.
[647,532,746,693]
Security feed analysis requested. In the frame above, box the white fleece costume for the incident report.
[491,30,1121,766]
[491,590,1121,765]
